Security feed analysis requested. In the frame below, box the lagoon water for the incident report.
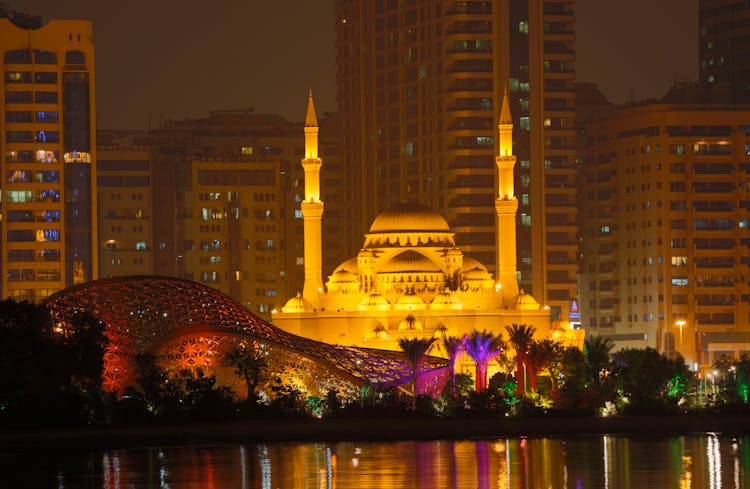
[2,435,748,488]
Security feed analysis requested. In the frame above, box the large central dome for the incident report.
[368,202,451,233]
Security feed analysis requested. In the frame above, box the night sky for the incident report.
[6,0,697,129]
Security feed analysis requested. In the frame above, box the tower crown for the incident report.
[498,86,513,157]
[305,88,318,127]
[304,89,319,159]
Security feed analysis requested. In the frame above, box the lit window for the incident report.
[671,277,688,286]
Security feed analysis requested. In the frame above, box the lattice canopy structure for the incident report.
[45,276,448,397]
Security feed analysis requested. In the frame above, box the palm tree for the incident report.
[583,335,614,388]
[441,335,465,397]
[464,329,505,392]
[540,340,567,398]
[527,339,557,393]
[505,324,536,395]
[398,337,437,399]
[222,341,268,402]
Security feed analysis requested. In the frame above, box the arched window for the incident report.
[65,50,85,65]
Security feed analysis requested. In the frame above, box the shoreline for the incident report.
[3,414,750,450]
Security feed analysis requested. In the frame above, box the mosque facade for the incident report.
[272,91,583,355]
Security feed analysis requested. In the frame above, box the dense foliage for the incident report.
[2,301,748,427]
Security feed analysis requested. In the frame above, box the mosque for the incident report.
[272,90,583,357]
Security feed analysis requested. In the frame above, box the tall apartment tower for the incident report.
[96,131,153,279]
[335,0,578,322]
[0,18,97,302]
[700,0,750,102]
[144,108,342,318]
[581,101,750,368]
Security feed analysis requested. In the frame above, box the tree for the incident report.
[714,354,750,405]
[464,330,505,393]
[222,341,268,402]
[528,339,563,394]
[555,346,588,409]
[505,324,536,395]
[611,347,692,413]
[397,337,437,400]
[441,335,465,398]
[583,335,614,388]
[0,299,97,425]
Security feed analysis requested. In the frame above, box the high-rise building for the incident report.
[0,18,97,302]
[581,100,750,368]
[335,0,578,323]
[142,107,342,317]
[700,0,750,102]
[96,132,153,279]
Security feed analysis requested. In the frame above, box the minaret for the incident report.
[495,87,520,303]
[301,89,325,306]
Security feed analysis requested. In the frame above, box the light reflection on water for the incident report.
[2,434,749,488]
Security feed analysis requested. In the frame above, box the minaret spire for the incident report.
[305,88,318,127]
[301,89,325,306]
[495,86,520,304]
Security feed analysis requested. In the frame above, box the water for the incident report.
[2,435,748,488]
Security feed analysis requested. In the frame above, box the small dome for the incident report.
[394,292,426,310]
[281,292,314,313]
[326,268,360,294]
[379,250,442,274]
[369,202,451,233]
[462,256,486,273]
[430,289,463,310]
[358,292,390,311]
[328,269,359,284]
[464,266,491,281]
[333,258,359,275]
[398,313,423,330]
[514,289,540,310]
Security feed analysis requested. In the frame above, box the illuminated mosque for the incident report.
[273,91,583,354]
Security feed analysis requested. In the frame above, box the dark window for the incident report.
[6,131,34,143]
[6,230,35,242]
[34,50,57,64]
[35,92,58,103]
[34,72,57,84]
[5,111,33,123]
[97,159,149,171]
[5,91,32,103]
[65,50,85,65]
[4,49,31,64]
